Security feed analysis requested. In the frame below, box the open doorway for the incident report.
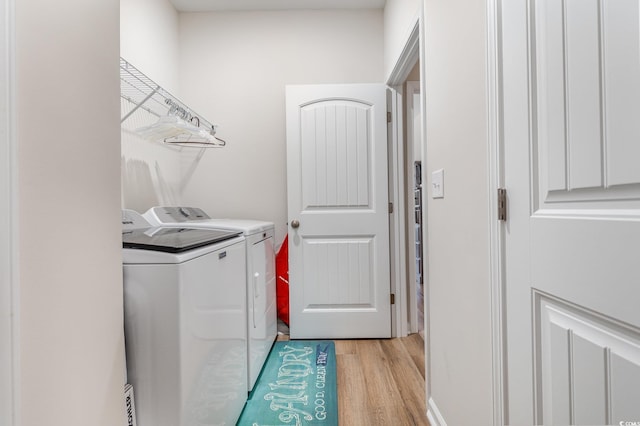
[386,18,425,340]
[388,61,424,337]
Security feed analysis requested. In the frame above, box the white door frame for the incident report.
[387,84,406,338]
[1,0,18,424]
[386,17,421,340]
[487,0,506,424]
[405,80,421,334]
[385,11,437,418]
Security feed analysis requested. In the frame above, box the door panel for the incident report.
[603,0,640,186]
[302,237,374,307]
[502,0,640,423]
[301,101,372,209]
[611,353,640,420]
[536,0,640,205]
[539,296,640,425]
[286,84,390,339]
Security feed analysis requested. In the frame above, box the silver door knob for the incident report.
[291,220,300,229]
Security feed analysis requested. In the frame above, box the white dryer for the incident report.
[122,210,248,426]
[143,206,277,391]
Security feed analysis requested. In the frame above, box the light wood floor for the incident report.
[278,333,430,425]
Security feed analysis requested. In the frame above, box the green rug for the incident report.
[237,340,337,426]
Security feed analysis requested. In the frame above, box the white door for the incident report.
[501,0,640,424]
[286,84,391,339]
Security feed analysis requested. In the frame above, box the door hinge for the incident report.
[388,202,393,214]
[498,188,507,221]
[387,111,392,123]
[390,293,395,305]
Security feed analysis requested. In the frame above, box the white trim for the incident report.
[0,0,18,424]
[487,0,506,424]
[417,1,432,406]
[386,15,420,86]
[405,80,421,334]
[384,3,431,415]
[387,85,407,338]
[386,12,421,339]
[427,397,448,426]
[387,87,406,337]
[386,87,396,336]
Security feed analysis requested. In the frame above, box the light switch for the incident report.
[432,169,444,198]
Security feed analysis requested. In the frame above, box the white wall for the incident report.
[422,0,493,424]
[120,0,179,92]
[384,0,421,80]
[177,9,384,245]
[120,0,183,212]
[15,0,123,425]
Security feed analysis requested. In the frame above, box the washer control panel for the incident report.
[152,206,211,223]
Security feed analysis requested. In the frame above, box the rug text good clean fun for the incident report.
[237,340,337,426]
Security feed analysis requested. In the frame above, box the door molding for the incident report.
[1,0,18,424]
[405,80,421,334]
[487,0,506,424]
[387,85,408,338]
[385,4,433,412]
[386,17,420,86]
[417,3,430,405]
[386,14,421,339]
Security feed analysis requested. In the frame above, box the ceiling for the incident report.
[169,0,386,12]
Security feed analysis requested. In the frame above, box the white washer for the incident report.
[122,210,248,426]
[144,206,277,391]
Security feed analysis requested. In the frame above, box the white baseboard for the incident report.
[427,397,448,426]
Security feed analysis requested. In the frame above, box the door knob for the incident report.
[291,220,300,229]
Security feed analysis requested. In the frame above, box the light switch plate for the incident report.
[432,169,444,198]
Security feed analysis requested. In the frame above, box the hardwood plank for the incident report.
[380,338,430,425]
[336,353,371,425]
[401,333,426,380]
[355,339,415,425]
[334,339,357,355]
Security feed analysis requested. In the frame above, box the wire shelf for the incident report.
[120,58,225,148]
